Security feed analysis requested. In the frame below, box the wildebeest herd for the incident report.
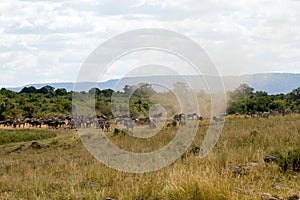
[244,109,300,119]
[0,112,204,131]
[0,109,298,131]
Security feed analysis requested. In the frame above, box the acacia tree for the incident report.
[234,83,254,94]
[288,87,300,101]
[55,88,67,96]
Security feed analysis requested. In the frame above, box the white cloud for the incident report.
[0,0,300,87]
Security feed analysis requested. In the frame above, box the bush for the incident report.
[276,146,300,172]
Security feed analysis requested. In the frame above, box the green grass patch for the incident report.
[0,129,57,145]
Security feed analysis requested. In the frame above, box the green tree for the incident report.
[55,88,67,96]
[270,100,286,111]
[88,88,101,96]
[288,87,300,101]
[234,84,254,94]
[19,86,37,94]
[37,85,55,94]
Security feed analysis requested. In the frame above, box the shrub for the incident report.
[276,146,300,172]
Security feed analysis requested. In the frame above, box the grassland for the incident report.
[0,115,299,200]
[0,129,56,145]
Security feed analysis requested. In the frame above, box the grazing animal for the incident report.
[149,121,156,129]
[173,113,185,121]
[96,120,105,130]
[166,122,171,128]
[152,112,163,121]
[197,116,203,121]
[124,118,134,131]
[67,119,76,129]
[187,113,200,120]
[135,117,151,125]
[213,116,224,123]
[270,110,280,116]
[105,121,110,132]
[172,119,177,127]
[259,112,270,118]
[173,113,187,126]
[85,118,92,128]
[283,109,292,116]
[180,115,186,126]
[115,118,123,125]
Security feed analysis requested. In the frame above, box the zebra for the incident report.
[96,120,105,131]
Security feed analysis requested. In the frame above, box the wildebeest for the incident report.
[172,119,177,127]
[96,120,105,130]
[257,112,270,118]
[1,119,13,127]
[212,116,224,123]
[67,119,76,129]
[27,118,42,128]
[173,113,187,126]
[17,119,26,128]
[173,113,184,121]
[151,112,163,121]
[282,109,292,116]
[270,110,280,116]
[166,119,177,128]
[104,121,110,132]
[124,118,134,131]
[187,113,201,120]
[149,120,156,129]
[135,117,151,126]
[43,117,66,129]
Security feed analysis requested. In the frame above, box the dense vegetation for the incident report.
[0,86,73,120]
[0,83,164,120]
[227,84,300,114]
[0,83,300,120]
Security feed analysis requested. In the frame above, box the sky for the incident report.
[1,0,300,87]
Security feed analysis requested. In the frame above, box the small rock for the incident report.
[264,155,277,164]
[273,183,284,190]
[247,161,259,169]
[261,193,278,200]
[30,142,42,149]
[5,144,25,154]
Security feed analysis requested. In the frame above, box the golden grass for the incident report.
[0,115,299,199]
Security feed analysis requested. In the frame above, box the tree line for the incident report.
[227,84,300,114]
[0,83,299,120]
[0,84,155,121]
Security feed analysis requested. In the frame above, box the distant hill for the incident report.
[223,73,300,94]
[6,73,300,94]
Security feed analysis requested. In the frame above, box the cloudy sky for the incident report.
[1,0,300,87]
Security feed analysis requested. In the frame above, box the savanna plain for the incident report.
[0,115,299,200]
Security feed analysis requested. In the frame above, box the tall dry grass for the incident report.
[0,115,299,199]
